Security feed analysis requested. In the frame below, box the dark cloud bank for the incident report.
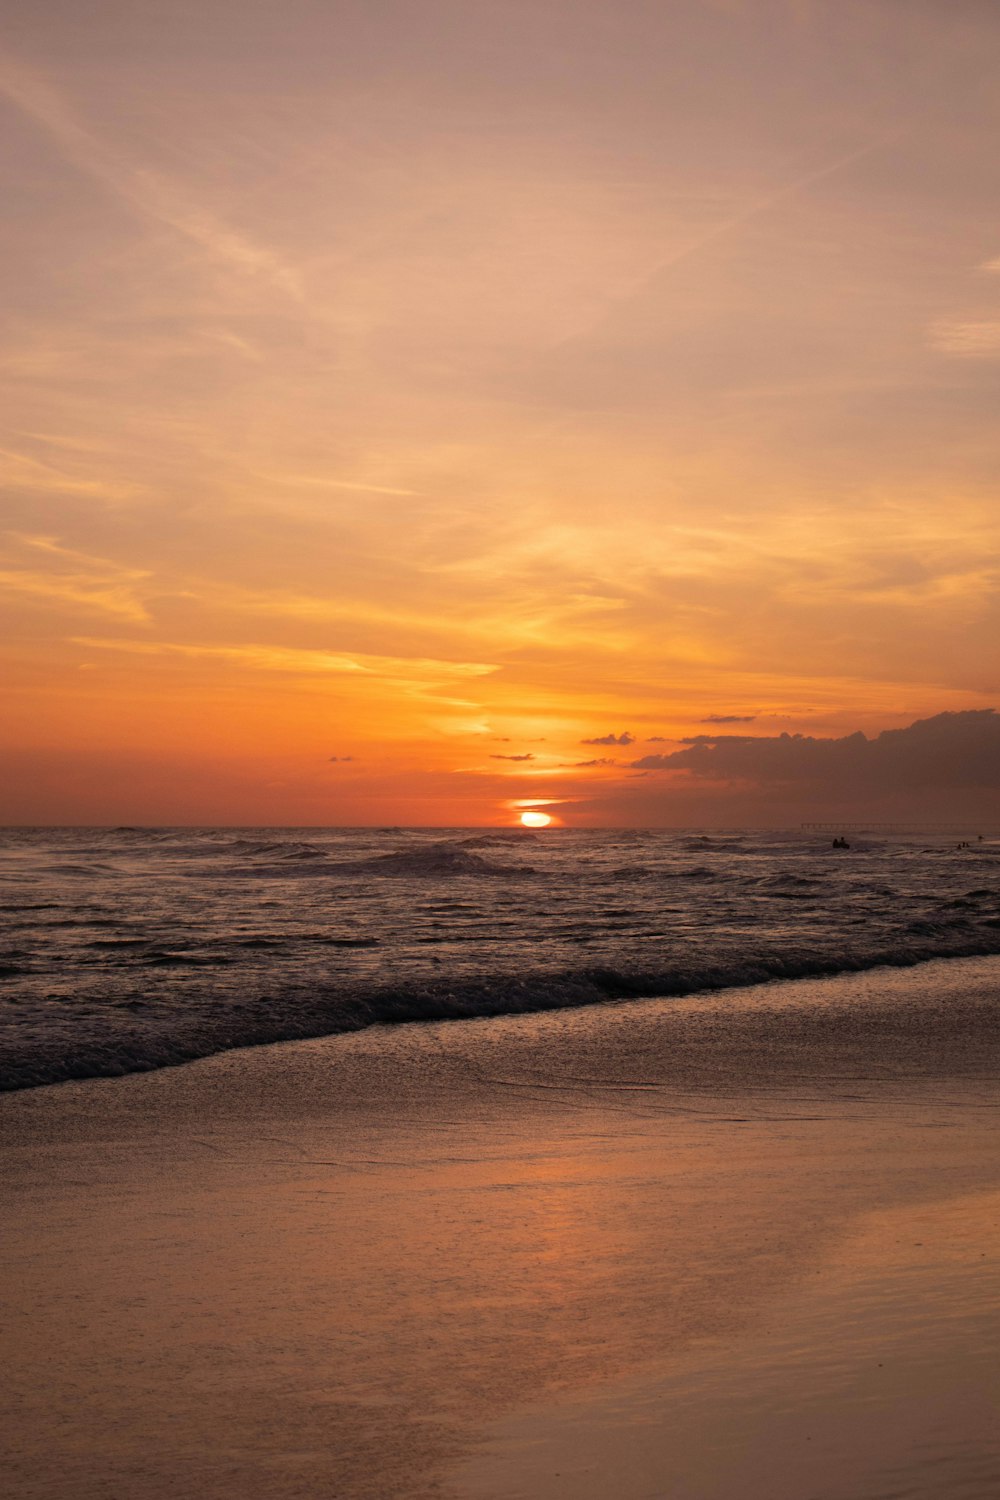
[631,711,1000,797]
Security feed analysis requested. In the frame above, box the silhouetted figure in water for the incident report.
[831,837,850,849]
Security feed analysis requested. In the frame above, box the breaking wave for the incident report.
[4,825,999,1092]
[339,844,536,877]
[3,929,1000,1092]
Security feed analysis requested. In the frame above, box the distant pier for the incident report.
[801,822,993,835]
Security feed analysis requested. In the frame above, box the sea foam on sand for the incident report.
[3,955,1000,1500]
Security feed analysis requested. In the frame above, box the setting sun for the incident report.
[520,811,552,829]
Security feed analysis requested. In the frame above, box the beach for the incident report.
[4,954,999,1499]
[7,0,1000,1491]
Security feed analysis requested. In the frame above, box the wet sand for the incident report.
[3,956,1000,1498]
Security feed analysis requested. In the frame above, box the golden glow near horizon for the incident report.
[2,2,1000,825]
[520,812,552,829]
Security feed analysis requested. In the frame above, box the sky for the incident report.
[2,0,999,826]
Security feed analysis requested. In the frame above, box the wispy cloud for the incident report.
[258,472,422,498]
[560,757,617,768]
[0,569,149,622]
[551,128,903,348]
[206,576,633,657]
[0,50,303,298]
[0,444,140,500]
[930,320,1000,356]
[0,533,151,621]
[70,635,498,684]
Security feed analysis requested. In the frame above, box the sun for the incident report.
[520,811,551,829]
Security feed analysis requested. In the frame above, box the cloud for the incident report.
[0,533,151,621]
[0,444,139,500]
[0,51,303,298]
[490,752,535,761]
[261,473,421,498]
[327,755,355,763]
[676,734,758,745]
[561,757,617,768]
[582,731,635,746]
[930,320,1000,357]
[71,636,497,682]
[552,127,901,351]
[0,567,149,622]
[629,711,1000,792]
[701,713,757,724]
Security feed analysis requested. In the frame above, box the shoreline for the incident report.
[5,940,1000,1096]
[4,957,1000,1498]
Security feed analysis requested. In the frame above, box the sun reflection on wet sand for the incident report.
[459,1187,1000,1499]
[2,959,999,1498]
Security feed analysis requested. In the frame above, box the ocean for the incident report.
[2,824,999,1092]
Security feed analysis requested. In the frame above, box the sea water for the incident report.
[2,825,999,1090]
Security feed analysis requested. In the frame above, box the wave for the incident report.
[676,835,756,854]
[49,862,118,875]
[342,844,536,877]
[457,831,540,847]
[4,930,1000,1093]
[223,838,328,859]
[197,841,538,879]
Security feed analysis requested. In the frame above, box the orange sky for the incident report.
[2,1,999,825]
